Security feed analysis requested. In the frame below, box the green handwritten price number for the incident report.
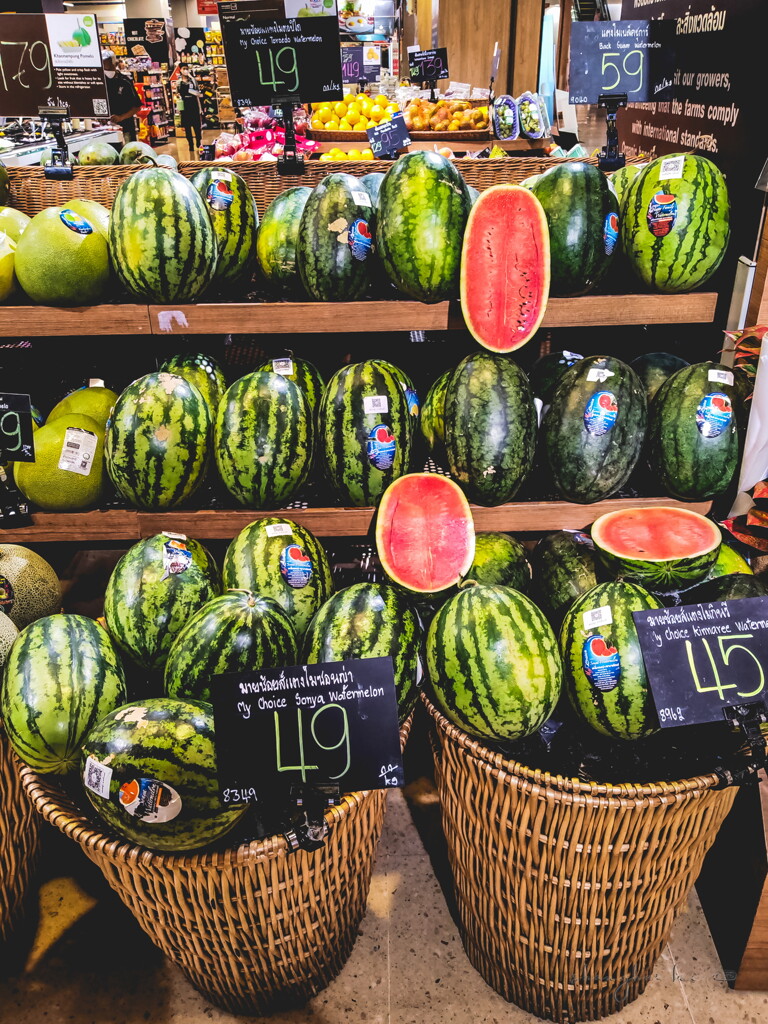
[0,37,52,94]
[0,394,34,463]
[255,43,299,95]
[221,786,258,804]
[685,634,766,703]
[274,703,351,783]
[601,48,644,94]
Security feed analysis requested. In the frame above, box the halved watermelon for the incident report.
[376,473,475,593]
[591,506,721,592]
[460,184,550,354]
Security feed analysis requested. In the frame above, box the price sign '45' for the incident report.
[0,39,52,92]
[686,635,765,701]
[601,49,644,93]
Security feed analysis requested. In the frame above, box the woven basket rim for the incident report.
[422,693,722,799]
[18,712,412,869]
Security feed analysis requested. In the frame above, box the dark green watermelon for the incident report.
[189,167,258,284]
[529,349,584,404]
[530,530,599,628]
[256,185,312,293]
[683,573,768,604]
[463,532,530,592]
[630,352,689,404]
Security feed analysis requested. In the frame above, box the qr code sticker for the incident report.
[363,395,389,414]
[84,756,112,798]
[93,98,109,116]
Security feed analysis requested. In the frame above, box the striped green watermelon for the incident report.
[530,531,598,628]
[610,163,643,208]
[541,355,647,504]
[298,173,374,301]
[165,591,297,702]
[426,583,562,743]
[647,361,739,500]
[709,542,752,578]
[376,151,471,303]
[189,167,258,284]
[360,172,385,207]
[222,517,332,638]
[621,154,730,292]
[255,355,324,417]
[373,359,420,427]
[80,698,248,852]
[109,168,218,301]
[684,573,768,603]
[560,581,662,741]
[215,371,312,508]
[159,352,227,413]
[420,370,451,462]
[106,372,211,511]
[318,360,411,506]
[444,352,536,505]
[255,186,311,292]
[104,533,219,672]
[529,349,583,404]
[630,351,689,404]
[464,532,530,593]
[302,582,420,722]
[2,614,127,774]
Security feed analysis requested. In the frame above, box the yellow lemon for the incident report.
[346,108,361,126]
[324,117,340,129]
[347,148,362,159]
[319,152,334,161]
[356,115,369,130]
[317,106,334,124]
[373,93,388,105]
[368,106,384,123]
[361,148,374,160]
[343,92,357,104]
[358,98,373,117]
[333,101,348,118]
[385,104,399,114]
[338,118,352,131]
[310,117,326,131]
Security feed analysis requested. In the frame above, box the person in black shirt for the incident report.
[102,49,142,143]
[177,65,203,156]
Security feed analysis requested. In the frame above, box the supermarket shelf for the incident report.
[0,304,152,337]
[0,497,713,543]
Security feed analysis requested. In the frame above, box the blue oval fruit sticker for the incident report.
[696,392,732,438]
[367,423,397,470]
[647,191,677,238]
[583,391,618,436]
[280,544,313,589]
[348,218,373,261]
[206,179,234,211]
[582,635,621,692]
[60,209,93,235]
[604,211,619,255]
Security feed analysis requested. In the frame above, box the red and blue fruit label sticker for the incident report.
[583,391,618,436]
[206,179,234,211]
[582,635,621,692]
[366,423,397,470]
[280,544,313,589]
[348,218,373,261]
[59,208,93,234]
[696,392,732,438]
[119,777,182,823]
[603,211,619,255]
[0,574,14,614]
[647,191,677,238]
[161,536,192,581]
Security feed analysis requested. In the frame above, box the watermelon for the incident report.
[531,162,619,296]
[80,698,248,852]
[0,544,60,629]
[360,172,385,206]
[460,184,550,353]
[159,352,227,413]
[375,474,475,594]
[560,581,663,741]
[109,168,218,302]
[530,530,599,627]
[464,532,530,593]
[298,173,373,301]
[376,151,471,303]
[106,372,211,511]
[255,355,324,417]
[256,186,312,292]
[104,533,218,672]
[529,350,583,404]
[214,371,313,508]
[709,543,752,578]
[119,140,156,164]
[318,360,411,507]
[222,517,333,638]
[621,153,730,292]
[165,591,297,702]
[685,573,768,603]
[444,352,536,506]
[591,506,721,592]
[426,583,562,743]
[541,355,647,504]
[302,582,420,722]
[610,163,643,208]
[373,359,419,425]
[420,370,451,461]
[2,613,127,774]
[465,184,480,206]
[630,352,689,404]
[647,361,740,501]
[190,167,258,284]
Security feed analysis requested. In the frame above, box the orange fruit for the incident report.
[368,106,384,123]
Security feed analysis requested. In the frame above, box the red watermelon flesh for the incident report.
[376,473,475,593]
[460,184,550,354]
[594,506,719,560]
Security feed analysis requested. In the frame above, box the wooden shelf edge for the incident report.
[0,510,140,543]
[0,305,152,337]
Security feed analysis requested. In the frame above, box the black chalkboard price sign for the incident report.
[633,597,768,728]
[408,46,449,83]
[213,656,404,801]
[367,111,410,157]
[0,393,34,464]
[568,20,676,105]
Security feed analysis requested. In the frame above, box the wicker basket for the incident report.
[423,695,737,1024]
[0,731,40,942]
[18,714,411,1015]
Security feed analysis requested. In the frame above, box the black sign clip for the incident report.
[713,701,768,789]
[597,92,627,173]
[277,102,304,177]
[281,782,340,853]
[40,104,73,181]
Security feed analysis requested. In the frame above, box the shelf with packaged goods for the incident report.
[0,496,714,544]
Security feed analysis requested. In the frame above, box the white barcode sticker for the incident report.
[583,606,613,630]
[272,357,294,376]
[660,155,685,181]
[163,531,187,541]
[266,523,293,538]
[708,368,734,386]
[563,351,583,361]
[586,367,614,383]
[364,395,389,415]
[88,377,105,388]
[533,396,544,426]
[58,426,97,476]
[352,189,372,207]
[84,756,112,799]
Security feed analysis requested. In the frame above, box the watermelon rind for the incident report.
[464,532,531,593]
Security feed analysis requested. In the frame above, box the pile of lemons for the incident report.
[310,93,400,133]
[318,147,375,162]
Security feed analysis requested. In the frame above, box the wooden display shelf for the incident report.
[0,496,712,543]
[0,304,151,337]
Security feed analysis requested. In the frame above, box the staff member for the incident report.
[177,65,203,155]
[102,49,142,143]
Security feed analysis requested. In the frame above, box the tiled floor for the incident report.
[1,763,766,1024]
